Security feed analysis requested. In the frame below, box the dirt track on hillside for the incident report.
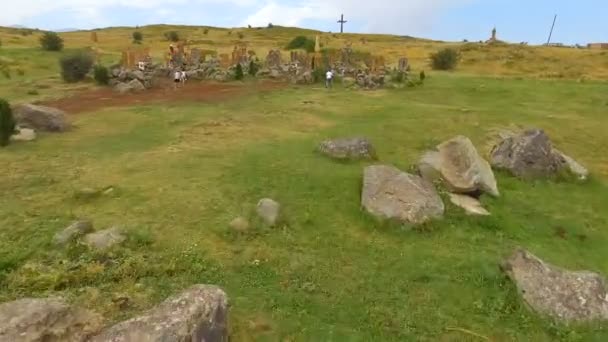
[39,80,287,114]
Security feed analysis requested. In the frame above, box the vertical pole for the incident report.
[340,14,344,33]
[547,14,557,45]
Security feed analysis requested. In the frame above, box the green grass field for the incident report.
[1,73,608,340]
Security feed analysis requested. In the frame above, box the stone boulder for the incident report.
[293,71,313,85]
[92,285,228,342]
[128,70,145,82]
[501,249,608,322]
[229,217,249,233]
[53,220,94,247]
[490,129,586,179]
[256,198,280,227]
[114,79,145,94]
[0,297,103,342]
[10,127,36,142]
[448,193,490,216]
[361,165,444,225]
[318,137,377,161]
[13,104,70,132]
[83,227,126,250]
[419,136,499,197]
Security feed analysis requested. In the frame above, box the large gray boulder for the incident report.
[0,297,103,342]
[361,165,444,225]
[53,220,94,247]
[490,129,588,179]
[501,249,608,322]
[419,136,499,196]
[92,285,228,342]
[127,70,145,82]
[83,227,126,250]
[318,137,377,161]
[13,104,70,132]
[113,80,145,94]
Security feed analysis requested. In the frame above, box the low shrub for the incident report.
[59,51,94,83]
[164,31,180,42]
[235,64,244,80]
[93,65,110,85]
[132,31,143,44]
[40,32,64,51]
[286,36,315,53]
[430,48,459,70]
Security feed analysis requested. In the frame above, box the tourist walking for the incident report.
[325,69,334,88]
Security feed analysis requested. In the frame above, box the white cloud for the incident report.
[244,0,474,34]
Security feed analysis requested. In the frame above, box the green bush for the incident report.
[237,32,244,39]
[267,23,274,29]
[420,70,426,82]
[248,60,259,76]
[93,65,110,85]
[430,48,459,70]
[235,64,244,80]
[132,31,143,44]
[312,68,325,83]
[59,51,94,83]
[164,31,180,42]
[286,36,315,52]
[40,32,64,51]
[203,29,209,35]
[0,99,16,147]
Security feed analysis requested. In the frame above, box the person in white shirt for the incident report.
[325,69,334,88]
[180,69,187,85]
[173,69,181,90]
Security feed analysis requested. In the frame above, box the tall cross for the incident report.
[337,14,347,33]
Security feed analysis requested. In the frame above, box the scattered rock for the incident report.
[554,149,589,180]
[318,137,377,161]
[13,104,70,132]
[92,285,228,342]
[491,129,579,179]
[448,193,490,216]
[74,187,101,200]
[501,249,608,322]
[10,127,36,142]
[128,70,145,82]
[229,217,250,232]
[53,220,94,246]
[113,79,145,94]
[0,297,103,342]
[361,165,444,225]
[83,227,126,250]
[419,136,499,196]
[256,198,280,226]
[293,71,313,85]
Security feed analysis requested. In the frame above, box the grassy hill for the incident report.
[1,23,608,341]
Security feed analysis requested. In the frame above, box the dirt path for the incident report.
[40,80,286,114]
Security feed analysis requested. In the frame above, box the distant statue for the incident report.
[491,27,497,41]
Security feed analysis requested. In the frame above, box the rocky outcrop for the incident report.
[13,104,70,132]
[256,198,280,227]
[501,249,608,322]
[491,129,589,180]
[318,137,377,161]
[419,136,499,197]
[92,285,228,342]
[0,297,103,342]
[361,165,444,225]
[53,220,94,247]
[83,227,126,250]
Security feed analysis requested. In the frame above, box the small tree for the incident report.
[235,64,244,80]
[164,31,180,42]
[40,32,64,51]
[0,99,15,147]
[203,29,209,35]
[420,70,426,82]
[93,65,110,85]
[248,60,258,76]
[60,51,94,83]
[286,36,315,52]
[430,48,459,70]
[237,32,244,39]
[267,23,274,29]
[132,31,143,44]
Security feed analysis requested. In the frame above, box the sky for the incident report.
[0,0,606,44]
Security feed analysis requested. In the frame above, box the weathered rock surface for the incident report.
[83,227,126,250]
[229,217,249,232]
[0,297,103,342]
[257,198,280,226]
[448,193,490,216]
[501,249,608,322]
[318,137,377,161]
[92,285,228,342]
[10,127,36,142]
[114,79,145,94]
[490,129,588,180]
[13,104,70,132]
[361,165,444,225]
[419,136,499,196]
[53,220,94,246]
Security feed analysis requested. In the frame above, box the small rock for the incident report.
[74,187,100,200]
[229,217,249,232]
[362,165,444,225]
[554,149,589,180]
[53,220,94,246]
[318,137,377,161]
[92,285,228,342]
[257,199,280,226]
[10,127,36,142]
[501,249,608,322]
[448,194,490,216]
[0,297,103,341]
[83,227,126,250]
